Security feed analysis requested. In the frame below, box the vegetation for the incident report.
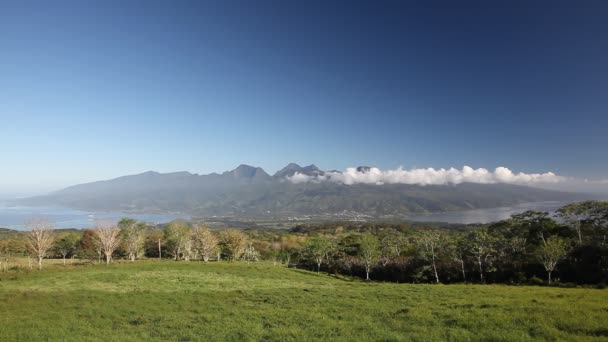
[1,261,607,341]
[0,201,607,285]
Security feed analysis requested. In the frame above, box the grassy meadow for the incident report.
[0,261,607,341]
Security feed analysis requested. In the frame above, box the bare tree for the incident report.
[27,218,55,270]
[220,230,248,261]
[192,225,218,262]
[94,221,121,265]
[241,242,260,263]
[182,238,194,261]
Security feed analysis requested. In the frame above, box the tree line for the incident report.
[1,201,607,286]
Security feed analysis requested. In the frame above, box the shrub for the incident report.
[528,276,545,286]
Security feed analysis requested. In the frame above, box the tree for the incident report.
[558,201,608,245]
[192,225,218,262]
[302,236,334,272]
[79,229,103,262]
[27,218,55,270]
[242,242,260,263]
[466,229,497,283]
[379,230,409,266]
[119,218,146,261]
[511,211,554,245]
[220,230,248,261]
[55,234,78,266]
[557,202,594,244]
[93,222,121,265]
[358,233,380,280]
[164,221,192,261]
[415,230,443,283]
[448,235,469,282]
[539,236,569,284]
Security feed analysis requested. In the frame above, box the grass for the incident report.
[1,261,607,341]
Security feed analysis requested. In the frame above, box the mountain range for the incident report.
[18,163,581,218]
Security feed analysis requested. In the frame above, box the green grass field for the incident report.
[1,261,607,341]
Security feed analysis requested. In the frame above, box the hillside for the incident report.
[20,164,580,217]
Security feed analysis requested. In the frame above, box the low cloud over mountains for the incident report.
[287,166,564,186]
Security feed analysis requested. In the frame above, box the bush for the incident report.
[528,276,545,286]
[513,272,527,285]
[596,283,607,290]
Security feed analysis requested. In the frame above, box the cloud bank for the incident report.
[287,166,564,186]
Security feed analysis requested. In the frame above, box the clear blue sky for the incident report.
[1,0,607,193]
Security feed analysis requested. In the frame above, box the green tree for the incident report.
[55,234,79,265]
[415,230,444,283]
[447,234,469,282]
[302,236,333,272]
[119,218,146,261]
[557,201,598,244]
[358,233,380,280]
[466,229,497,283]
[164,221,191,261]
[511,210,555,245]
[379,229,409,266]
[539,236,569,284]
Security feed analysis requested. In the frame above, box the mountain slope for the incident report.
[20,164,580,217]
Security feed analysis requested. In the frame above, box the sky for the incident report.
[1,0,607,194]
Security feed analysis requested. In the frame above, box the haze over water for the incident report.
[0,202,569,229]
[0,205,189,230]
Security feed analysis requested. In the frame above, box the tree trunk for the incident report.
[317,262,321,272]
[548,271,552,285]
[478,260,484,282]
[38,257,43,270]
[106,254,111,265]
[432,260,439,283]
[460,259,466,282]
[63,255,66,266]
[158,239,162,260]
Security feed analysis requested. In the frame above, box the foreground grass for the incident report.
[0,261,607,341]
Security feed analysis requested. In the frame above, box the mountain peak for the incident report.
[225,164,270,181]
[274,163,322,178]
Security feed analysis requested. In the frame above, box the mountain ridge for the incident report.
[19,163,582,218]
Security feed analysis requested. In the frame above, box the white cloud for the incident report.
[287,166,565,186]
